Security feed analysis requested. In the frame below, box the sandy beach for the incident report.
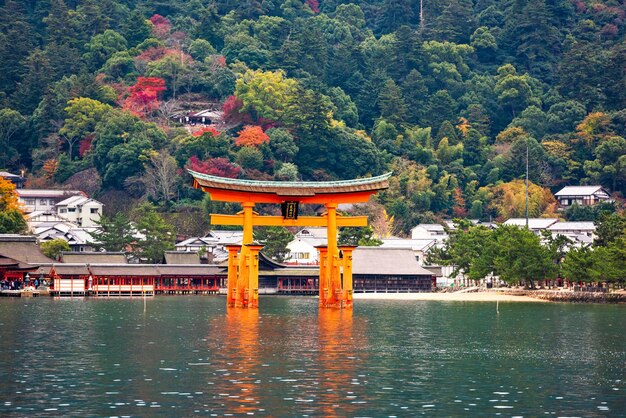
[353,291,547,302]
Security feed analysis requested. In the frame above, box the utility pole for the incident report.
[419,0,425,33]
[525,143,529,229]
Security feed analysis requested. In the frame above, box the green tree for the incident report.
[82,30,128,71]
[339,226,382,246]
[60,98,113,160]
[378,79,408,124]
[491,225,556,288]
[255,226,293,262]
[268,127,298,162]
[562,246,594,283]
[89,212,135,252]
[0,108,27,169]
[427,220,494,281]
[594,213,626,248]
[40,239,71,260]
[234,69,298,122]
[132,203,175,264]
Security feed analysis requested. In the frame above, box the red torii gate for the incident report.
[190,170,391,309]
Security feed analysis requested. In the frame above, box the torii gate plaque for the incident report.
[189,170,391,309]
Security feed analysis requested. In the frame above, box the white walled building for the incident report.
[546,221,596,247]
[285,228,330,265]
[56,195,103,228]
[411,223,449,242]
[16,189,85,213]
[555,186,611,208]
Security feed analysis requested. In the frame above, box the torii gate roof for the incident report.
[189,170,392,203]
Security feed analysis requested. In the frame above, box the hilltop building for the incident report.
[554,186,611,208]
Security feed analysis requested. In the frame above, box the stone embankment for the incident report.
[500,289,625,304]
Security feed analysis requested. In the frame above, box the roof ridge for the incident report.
[188,170,393,188]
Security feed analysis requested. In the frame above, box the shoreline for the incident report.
[354,291,546,302]
[354,289,626,303]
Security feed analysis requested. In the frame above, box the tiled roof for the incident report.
[352,247,434,276]
[189,170,392,197]
[0,235,55,264]
[61,252,127,264]
[17,189,85,198]
[503,218,560,229]
[547,222,596,231]
[555,186,606,196]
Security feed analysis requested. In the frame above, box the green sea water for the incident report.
[0,296,624,416]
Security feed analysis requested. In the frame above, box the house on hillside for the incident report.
[555,186,611,208]
[56,195,103,228]
[171,109,223,125]
[17,189,85,213]
[0,171,25,189]
[411,223,448,242]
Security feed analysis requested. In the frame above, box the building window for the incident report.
[25,198,36,205]
[293,252,310,259]
[90,208,98,214]
[60,208,67,213]
[68,208,76,212]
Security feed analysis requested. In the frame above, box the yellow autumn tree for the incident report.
[234,69,298,122]
[488,179,558,220]
[0,177,27,233]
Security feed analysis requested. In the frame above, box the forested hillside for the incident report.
[1,0,625,235]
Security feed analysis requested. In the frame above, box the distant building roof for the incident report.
[165,251,201,264]
[547,222,596,231]
[56,195,102,207]
[60,252,127,264]
[555,186,609,197]
[296,227,327,239]
[0,171,21,179]
[17,189,85,198]
[503,218,560,230]
[207,230,244,243]
[352,247,434,276]
[412,223,446,232]
[0,235,55,264]
[380,238,437,251]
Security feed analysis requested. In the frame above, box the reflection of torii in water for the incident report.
[189,171,391,309]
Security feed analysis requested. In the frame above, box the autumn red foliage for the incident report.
[187,156,241,178]
[149,14,171,39]
[122,77,166,118]
[78,135,94,157]
[222,95,248,125]
[306,0,320,13]
[235,125,270,147]
[192,126,221,137]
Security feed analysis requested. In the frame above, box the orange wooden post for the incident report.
[339,245,357,309]
[225,244,241,307]
[245,243,264,309]
[316,245,328,307]
[325,203,343,308]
